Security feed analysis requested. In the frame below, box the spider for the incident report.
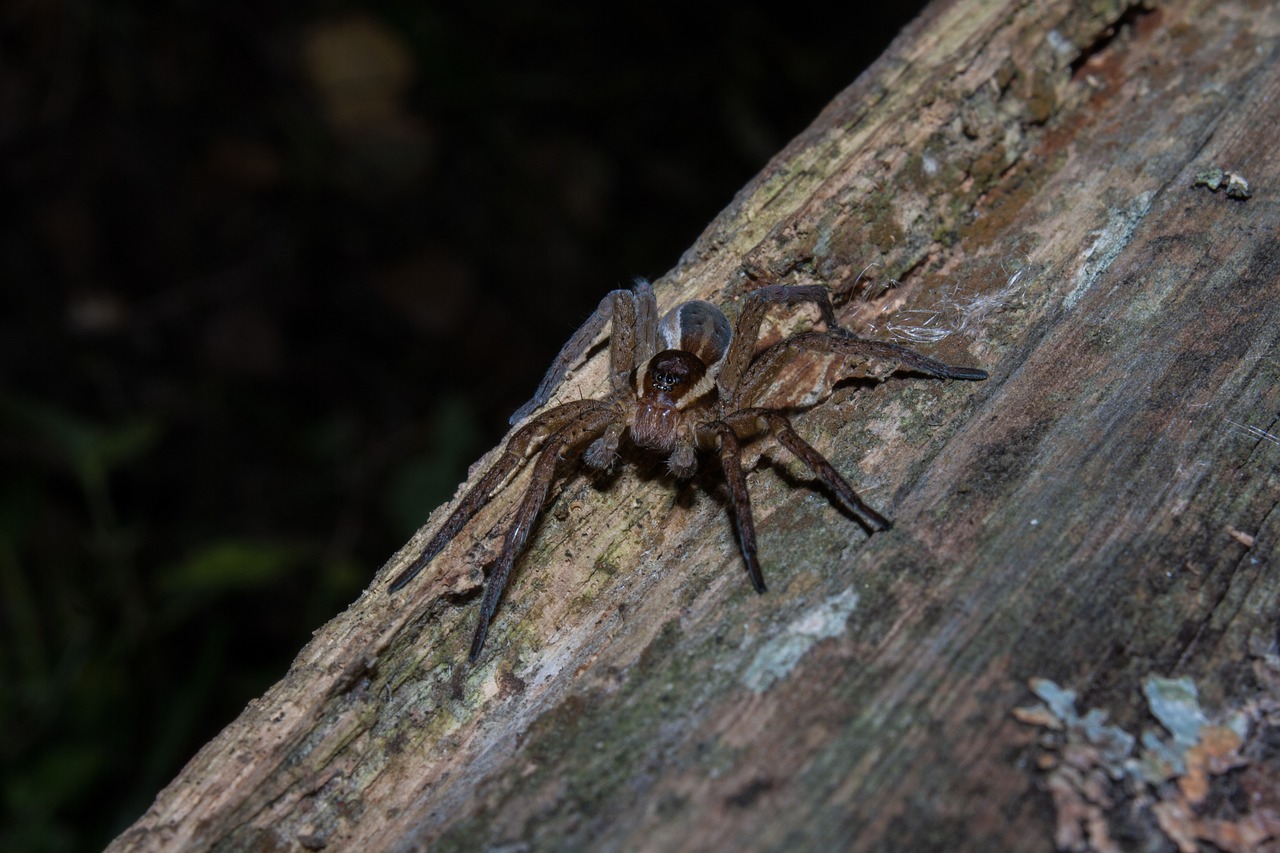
[388,279,988,661]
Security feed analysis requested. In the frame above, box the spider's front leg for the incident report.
[509,278,658,424]
[387,399,607,594]
[583,422,624,472]
[466,404,619,660]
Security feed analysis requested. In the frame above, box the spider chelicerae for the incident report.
[388,279,988,660]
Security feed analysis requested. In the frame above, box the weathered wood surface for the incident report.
[111,0,1280,850]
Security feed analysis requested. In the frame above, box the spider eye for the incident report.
[643,350,706,400]
[653,369,682,390]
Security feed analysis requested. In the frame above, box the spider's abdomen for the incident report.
[659,300,732,368]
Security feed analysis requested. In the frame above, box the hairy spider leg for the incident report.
[469,404,617,660]
[711,423,767,593]
[509,279,658,424]
[717,284,990,410]
[394,276,654,658]
[723,408,892,531]
[736,330,989,409]
[583,421,625,472]
[508,294,610,425]
[387,399,608,593]
[809,333,989,381]
[707,409,892,597]
[716,285,843,408]
[630,277,659,370]
[605,278,659,392]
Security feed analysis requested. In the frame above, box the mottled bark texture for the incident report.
[111,0,1280,850]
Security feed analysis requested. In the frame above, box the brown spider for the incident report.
[388,280,987,660]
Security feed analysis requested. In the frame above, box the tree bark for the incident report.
[110,0,1280,850]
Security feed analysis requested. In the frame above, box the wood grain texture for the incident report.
[110,0,1280,850]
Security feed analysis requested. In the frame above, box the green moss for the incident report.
[434,618,743,849]
[1026,68,1062,124]
[861,187,906,255]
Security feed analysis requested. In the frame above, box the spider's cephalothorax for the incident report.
[632,350,701,453]
[388,279,988,661]
[632,300,730,457]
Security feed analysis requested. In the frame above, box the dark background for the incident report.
[0,3,929,850]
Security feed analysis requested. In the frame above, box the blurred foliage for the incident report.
[0,1,926,850]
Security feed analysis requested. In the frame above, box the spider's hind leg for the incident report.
[725,409,891,533]
[710,422,767,593]
[707,407,891,599]
[764,410,890,532]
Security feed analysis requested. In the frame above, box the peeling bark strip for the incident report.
[110,0,1280,850]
